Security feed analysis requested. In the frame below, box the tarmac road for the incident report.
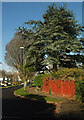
[2,86,56,120]
[2,86,84,120]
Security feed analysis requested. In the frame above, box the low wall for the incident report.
[42,78,76,97]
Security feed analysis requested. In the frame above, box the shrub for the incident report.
[34,74,43,87]
[40,86,42,92]
[49,88,51,94]
[46,68,84,80]
[75,77,84,102]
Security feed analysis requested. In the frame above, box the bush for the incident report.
[43,68,84,80]
[34,74,43,87]
[49,88,51,94]
[40,86,42,92]
[75,77,84,102]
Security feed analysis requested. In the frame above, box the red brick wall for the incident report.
[42,79,76,97]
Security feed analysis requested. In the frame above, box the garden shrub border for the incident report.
[34,68,84,102]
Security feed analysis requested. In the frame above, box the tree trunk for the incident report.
[24,80,27,88]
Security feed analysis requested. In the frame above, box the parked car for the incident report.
[21,82,24,85]
[4,84,7,87]
[7,82,11,86]
[1,83,7,87]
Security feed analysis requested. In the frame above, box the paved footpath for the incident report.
[58,99,84,120]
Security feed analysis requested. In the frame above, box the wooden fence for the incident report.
[42,78,76,97]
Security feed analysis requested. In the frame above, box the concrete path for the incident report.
[58,99,84,120]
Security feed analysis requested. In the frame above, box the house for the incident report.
[0,76,11,86]
[0,77,3,84]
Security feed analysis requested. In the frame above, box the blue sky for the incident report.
[1,2,82,71]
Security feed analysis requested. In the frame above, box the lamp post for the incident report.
[20,47,26,91]
[0,62,3,85]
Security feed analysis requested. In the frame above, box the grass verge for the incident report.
[14,87,62,103]
[14,86,31,96]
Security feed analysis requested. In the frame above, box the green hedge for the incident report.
[42,68,84,80]
[34,74,43,87]
[75,78,84,102]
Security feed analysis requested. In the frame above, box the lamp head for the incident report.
[20,47,24,49]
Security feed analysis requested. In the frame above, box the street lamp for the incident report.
[0,62,3,85]
[20,47,26,91]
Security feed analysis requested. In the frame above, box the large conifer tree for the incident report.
[20,4,84,71]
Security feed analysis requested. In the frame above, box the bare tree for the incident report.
[5,32,26,81]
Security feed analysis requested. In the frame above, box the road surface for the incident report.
[2,86,84,120]
[2,86,56,120]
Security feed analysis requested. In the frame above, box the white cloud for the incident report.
[0,62,16,72]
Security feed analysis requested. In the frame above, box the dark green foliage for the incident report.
[34,74,43,87]
[42,68,84,80]
[22,3,84,72]
[75,77,84,102]
[42,4,84,70]
[40,86,42,92]
[49,88,51,94]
